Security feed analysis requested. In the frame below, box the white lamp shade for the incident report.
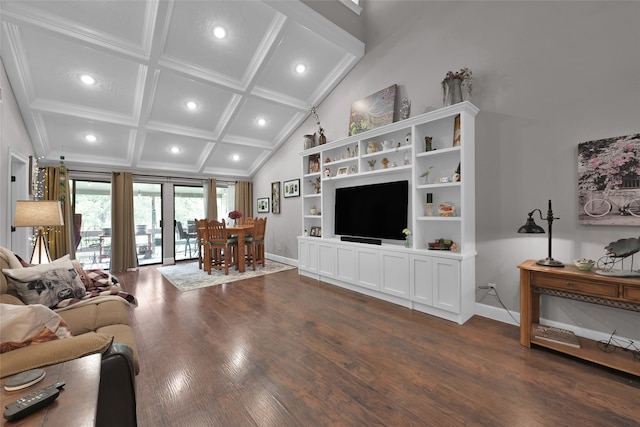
[14,201,64,227]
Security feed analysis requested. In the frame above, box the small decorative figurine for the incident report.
[424,136,433,151]
[400,97,411,120]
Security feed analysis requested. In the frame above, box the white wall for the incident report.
[254,1,640,339]
[0,57,34,251]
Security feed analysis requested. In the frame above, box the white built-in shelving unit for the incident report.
[298,102,479,324]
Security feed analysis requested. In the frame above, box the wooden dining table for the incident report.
[226,224,254,273]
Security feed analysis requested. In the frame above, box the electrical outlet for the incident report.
[479,283,497,295]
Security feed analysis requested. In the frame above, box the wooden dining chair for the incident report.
[195,219,206,269]
[246,217,267,270]
[205,219,238,275]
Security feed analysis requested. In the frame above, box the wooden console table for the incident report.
[519,259,640,376]
[1,354,101,426]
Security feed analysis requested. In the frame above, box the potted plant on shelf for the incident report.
[367,159,376,171]
[309,177,321,193]
[402,228,412,248]
[442,67,472,106]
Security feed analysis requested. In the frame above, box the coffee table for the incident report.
[1,354,101,426]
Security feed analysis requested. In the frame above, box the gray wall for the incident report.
[254,1,640,339]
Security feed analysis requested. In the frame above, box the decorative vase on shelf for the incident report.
[445,78,463,106]
[405,237,411,248]
[304,134,316,150]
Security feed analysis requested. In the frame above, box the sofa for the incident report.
[0,246,139,426]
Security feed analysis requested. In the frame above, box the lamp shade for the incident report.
[14,201,64,227]
[517,217,545,234]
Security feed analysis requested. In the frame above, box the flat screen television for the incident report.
[335,180,408,241]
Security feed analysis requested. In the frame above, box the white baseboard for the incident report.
[265,252,298,267]
[474,302,630,343]
[474,302,520,326]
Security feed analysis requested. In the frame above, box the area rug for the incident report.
[157,260,296,291]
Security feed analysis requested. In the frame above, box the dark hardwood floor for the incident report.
[117,263,640,426]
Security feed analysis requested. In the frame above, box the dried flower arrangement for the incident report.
[310,105,326,144]
[441,67,472,105]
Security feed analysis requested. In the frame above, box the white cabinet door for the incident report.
[318,242,335,278]
[356,247,380,290]
[410,254,433,305]
[336,244,356,283]
[299,239,319,274]
[432,257,460,313]
[298,239,309,271]
[381,251,409,297]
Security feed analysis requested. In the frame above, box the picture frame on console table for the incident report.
[257,197,269,213]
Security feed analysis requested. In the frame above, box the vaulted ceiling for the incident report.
[1,1,364,178]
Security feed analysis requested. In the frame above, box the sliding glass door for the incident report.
[133,183,162,266]
[71,180,112,269]
[174,185,204,261]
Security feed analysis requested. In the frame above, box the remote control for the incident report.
[3,382,65,421]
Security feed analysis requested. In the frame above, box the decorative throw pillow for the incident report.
[2,257,87,308]
[0,303,73,353]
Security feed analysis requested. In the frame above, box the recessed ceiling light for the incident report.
[79,74,96,85]
[170,146,180,154]
[232,154,240,161]
[213,26,226,39]
[186,101,197,110]
[295,64,306,74]
[84,134,97,143]
[257,117,267,126]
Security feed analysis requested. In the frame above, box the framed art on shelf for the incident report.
[308,154,320,174]
[283,179,300,198]
[336,166,349,176]
[349,84,397,136]
[271,182,281,214]
[310,226,322,237]
[257,198,269,213]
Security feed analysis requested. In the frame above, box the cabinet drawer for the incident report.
[531,273,619,298]
[623,286,640,302]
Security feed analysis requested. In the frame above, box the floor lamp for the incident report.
[14,200,64,264]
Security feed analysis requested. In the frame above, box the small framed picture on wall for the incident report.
[283,179,300,198]
[257,198,269,213]
[271,182,281,214]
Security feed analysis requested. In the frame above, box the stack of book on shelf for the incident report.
[533,323,581,348]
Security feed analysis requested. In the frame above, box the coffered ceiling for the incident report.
[1,0,364,178]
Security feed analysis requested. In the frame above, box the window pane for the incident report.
[217,183,235,222]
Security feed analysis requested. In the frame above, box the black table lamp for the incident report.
[517,199,564,267]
